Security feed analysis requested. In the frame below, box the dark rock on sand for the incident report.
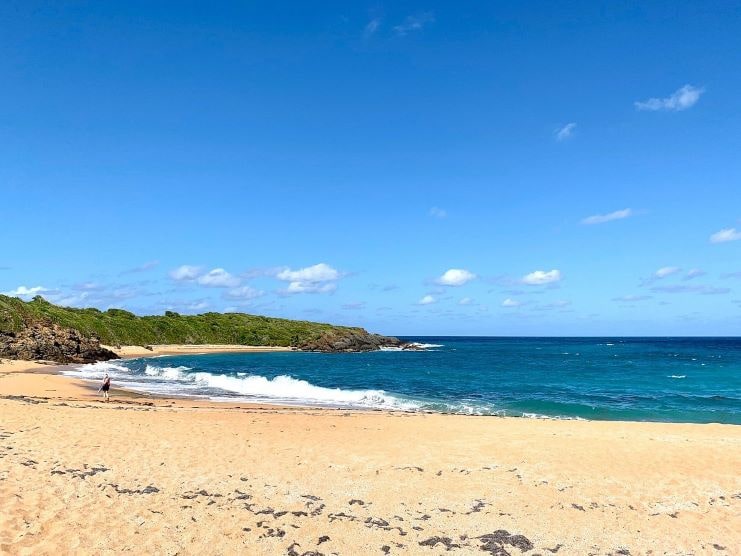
[108,483,160,495]
[0,323,119,363]
[419,537,461,550]
[0,395,48,405]
[478,530,534,554]
[287,542,325,556]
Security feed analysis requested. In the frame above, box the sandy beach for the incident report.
[105,344,294,358]
[1,355,739,555]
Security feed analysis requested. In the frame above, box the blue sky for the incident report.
[2,1,740,335]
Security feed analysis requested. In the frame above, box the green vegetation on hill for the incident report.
[0,295,366,347]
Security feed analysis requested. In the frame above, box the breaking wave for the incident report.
[69,362,425,411]
[380,342,444,352]
[68,360,591,418]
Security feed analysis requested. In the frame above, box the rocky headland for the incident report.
[0,295,412,363]
[0,323,119,364]
[296,329,413,352]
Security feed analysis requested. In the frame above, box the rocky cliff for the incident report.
[0,323,119,363]
[296,329,409,352]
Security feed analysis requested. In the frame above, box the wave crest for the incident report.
[145,364,192,379]
[63,360,131,378]
[191,372,415,409]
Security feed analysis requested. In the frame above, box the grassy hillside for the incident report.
[0,295,365,347]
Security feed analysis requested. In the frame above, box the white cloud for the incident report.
[285,282,337,294]
[710,227,741,244]
[224,285,264,300]
[197,268,240,288]
[364,18,380,37]
[555,122,576,141]
[581,208,633,225]
[160,299,210,313]
[459,297,474,306]
[654,266,681,279]
[393,12,434,36]
[684,268,706,280]
[2,285,49,299]
[276,263,340,282]
[429,207,447,219]
[521,269,561,285]
[635,84,704,112]
[275,263,341,295]
[169,265,202,281]
[501,298,522,307]
[51,292,90,307]
[436,268,476,286]
[418,294,436,305]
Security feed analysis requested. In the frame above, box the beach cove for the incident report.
[1,354,739,555]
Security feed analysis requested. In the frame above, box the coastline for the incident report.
[1,355,740,554]
[104,343,295,359]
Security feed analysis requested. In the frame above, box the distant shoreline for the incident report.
[105,344,295,359]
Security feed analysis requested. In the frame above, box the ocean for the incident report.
[66,337,741,424]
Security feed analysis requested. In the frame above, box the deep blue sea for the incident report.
[67,337,741,424]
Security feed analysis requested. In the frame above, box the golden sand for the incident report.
[0,357,739,555]
[105,344,294,358]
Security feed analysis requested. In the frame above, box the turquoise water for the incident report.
[69,337,741,424]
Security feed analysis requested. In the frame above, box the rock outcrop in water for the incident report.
[0,323,119,364]
[297,329,409,352]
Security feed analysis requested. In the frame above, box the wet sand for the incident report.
[0,358,739,555]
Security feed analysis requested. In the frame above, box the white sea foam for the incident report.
[380,342,443,352]
[67,359,580,419]
[521,412,587,421]
[191,372,420,409]
[144,364,192,379]
[63,360,131,379]
[71,361,424,410]
[668,375,686,379]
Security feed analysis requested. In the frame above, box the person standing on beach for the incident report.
[99,373,111,402]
